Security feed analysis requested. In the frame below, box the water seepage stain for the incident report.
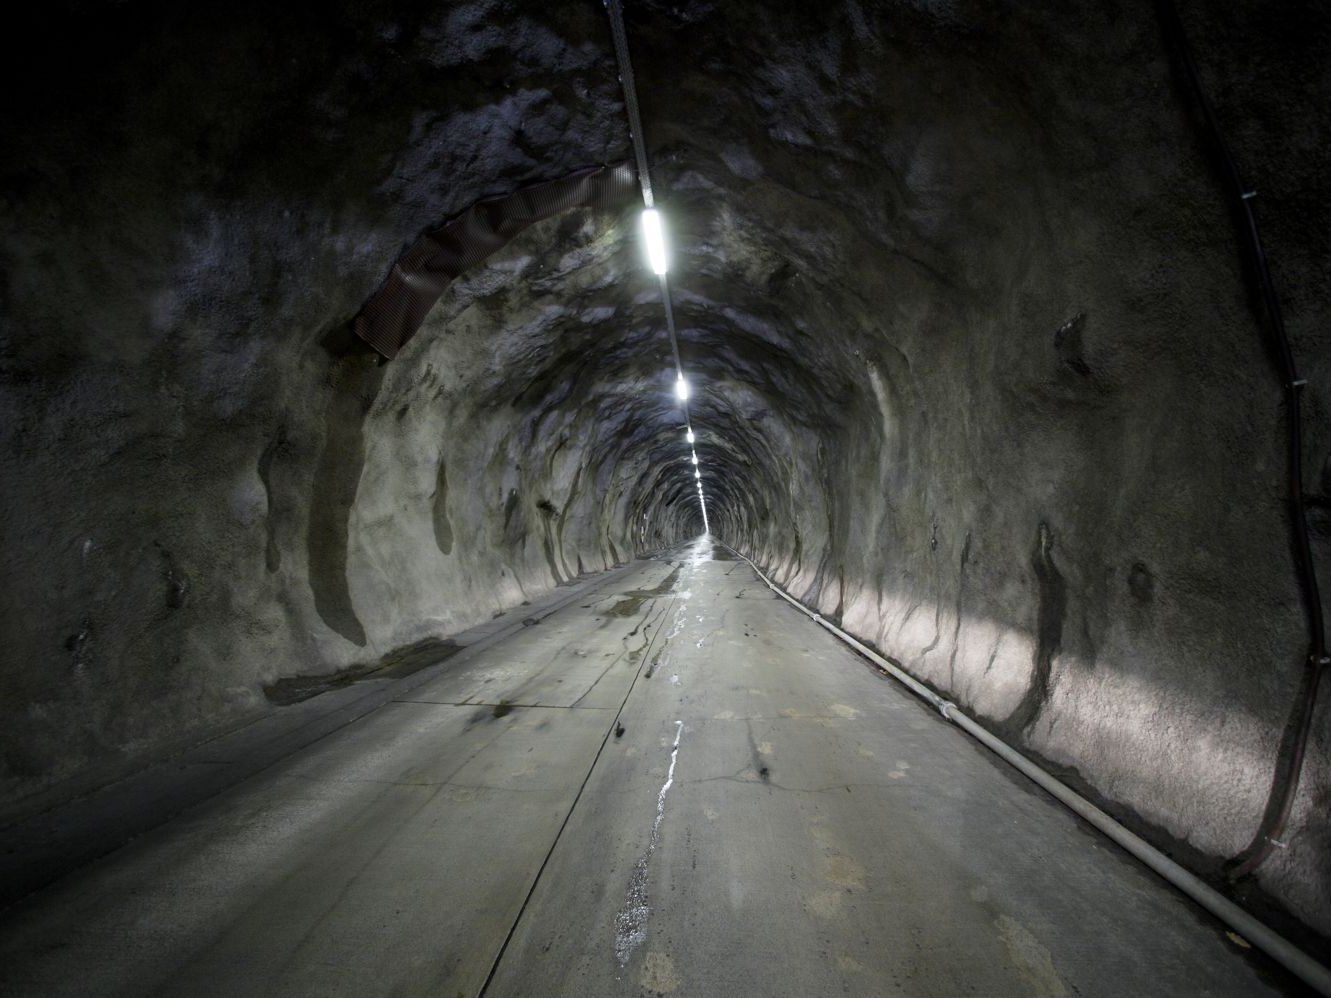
[541,527,565,585]
[605,567,682,618]
[256,423,288,573]
[644,595,692,680]
[629,567,682,598]
[606,597,648,617]
[155,541,189,610]
[263,637,460,705]
[1054,312,1091,377]
[643,646,664,679]
[615,720,684,965]
[307,346,385,646]
[432,454,453,556]
[1005,522,1066,736]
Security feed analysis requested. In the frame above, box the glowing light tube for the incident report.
[642,208,668,275]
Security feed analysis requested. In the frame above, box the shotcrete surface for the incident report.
[1,0,1327,941]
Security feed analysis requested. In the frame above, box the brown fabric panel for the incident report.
[354,161,638,359]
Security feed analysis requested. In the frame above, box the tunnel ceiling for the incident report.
[2,0,1330,944]
[2,0,1320,552]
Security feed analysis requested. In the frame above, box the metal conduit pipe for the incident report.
[717,541,1331,996]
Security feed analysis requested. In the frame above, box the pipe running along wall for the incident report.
[723,542,1331,995]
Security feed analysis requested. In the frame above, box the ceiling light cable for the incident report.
[1157,0,1326,887]
[604,0,686,378]
[604,0,653,209]
[659,273,685,381]
[605,0,709,533]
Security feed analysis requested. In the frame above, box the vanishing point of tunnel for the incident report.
[1,1,1329,995]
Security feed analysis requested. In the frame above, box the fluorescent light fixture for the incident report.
[642,208,668,275]
[694,470,700,479]
[686,428,695,444]
[691,452,698,465]
[675,374,689,401]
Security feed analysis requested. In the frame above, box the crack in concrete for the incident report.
[685,774,900,794]
[570,651,631,707]
[478,573,684,993]
[614,719,684,965]
[391,700,615,710]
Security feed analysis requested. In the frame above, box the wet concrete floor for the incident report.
[0,539,1301,995]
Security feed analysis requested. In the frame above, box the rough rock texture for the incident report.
[1,0,1328,942]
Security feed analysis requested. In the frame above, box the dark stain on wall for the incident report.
[1128,561,1155,603]
[541,530,565,585]
[1055,313,1091,376]
[502,488,525,549]
[1006,522,1067,736]
[64,618,93,674]
[948,530,973,688]
[257,425,287,573]
[536,497,565,584]
[432,455,454,556]
[157,543,189,611]
[307,350,384,647]
[264,636,461,705]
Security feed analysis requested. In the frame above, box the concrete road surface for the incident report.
[0,539,1300,996]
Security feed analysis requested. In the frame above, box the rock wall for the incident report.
[0,0,692,815]
[1,0,1327,941]
[684,1,1331,937]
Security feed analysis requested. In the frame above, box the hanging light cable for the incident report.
[604,0,687,381]
[606,0,712,536]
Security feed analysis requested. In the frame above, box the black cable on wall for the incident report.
[1156,0,1328,881]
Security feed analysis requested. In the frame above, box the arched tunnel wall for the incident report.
[1,0,1328,942]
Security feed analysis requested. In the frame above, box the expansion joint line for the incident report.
[475,587,680,997]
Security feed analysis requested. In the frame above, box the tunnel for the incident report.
[1,0,1329,993]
